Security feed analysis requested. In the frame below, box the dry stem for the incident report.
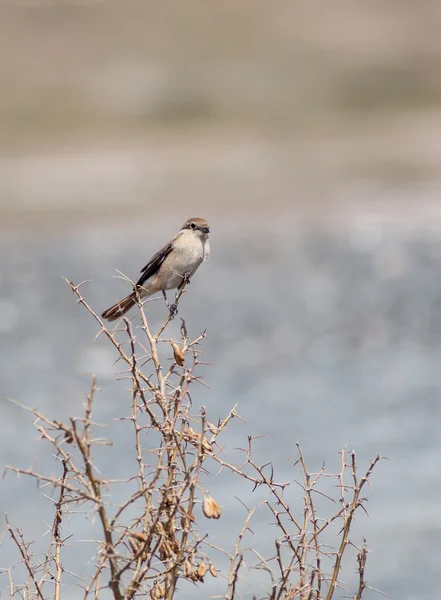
[3,279,383,600]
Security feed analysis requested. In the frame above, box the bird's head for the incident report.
[181,217,210,236]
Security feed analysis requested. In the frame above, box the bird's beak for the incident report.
[200,226,210,234]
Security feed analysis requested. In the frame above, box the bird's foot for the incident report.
[169,303,178,318]
[162,289,171,308]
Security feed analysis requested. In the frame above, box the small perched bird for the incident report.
[101,217,210,322]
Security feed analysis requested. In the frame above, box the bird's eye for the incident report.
[190,222,196,229]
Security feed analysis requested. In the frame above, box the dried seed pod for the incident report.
[64,429,74,444]
[128,537,140,555]
[154,521,165,535]
[200,436,213,454]
[183,427,213,453]
[151,581,164,599]
[150,586,159,600]
[180,509,195,530]
[183,426,196,441]
[183,557,193,578]
[164,519,176,537]
[127,531,149,556]
[209,563,218,577]
[171,341,185,366]
[159,547,167,562]
[129,531,148,543]
[163,488,176,507]
[202,494,221,519]
[159,540,175,560]
[197,561,207,579]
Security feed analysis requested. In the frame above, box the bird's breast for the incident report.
[173,240,204,272]
[154,231,209,291]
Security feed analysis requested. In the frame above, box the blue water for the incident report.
[1,213,440,599]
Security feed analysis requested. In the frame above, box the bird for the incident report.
[101,217,210,322]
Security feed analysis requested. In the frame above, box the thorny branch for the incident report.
[3,279,383,600]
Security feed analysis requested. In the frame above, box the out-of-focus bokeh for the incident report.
[1,1,441,598]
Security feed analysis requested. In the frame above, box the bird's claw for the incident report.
[169,303,178,318]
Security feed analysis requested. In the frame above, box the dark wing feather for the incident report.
[136,241,174,287]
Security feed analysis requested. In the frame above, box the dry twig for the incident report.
[3,279,383,600]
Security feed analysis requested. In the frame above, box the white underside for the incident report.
[140,230,209,297]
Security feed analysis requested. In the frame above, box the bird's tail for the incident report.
[101,292,137,322]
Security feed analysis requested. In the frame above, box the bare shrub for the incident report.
[3,279,382,599]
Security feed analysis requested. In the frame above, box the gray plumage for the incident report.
[101,217,210,322]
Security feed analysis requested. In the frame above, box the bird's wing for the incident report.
[136,241,174,288]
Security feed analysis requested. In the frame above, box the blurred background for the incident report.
[1,1,441,598]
